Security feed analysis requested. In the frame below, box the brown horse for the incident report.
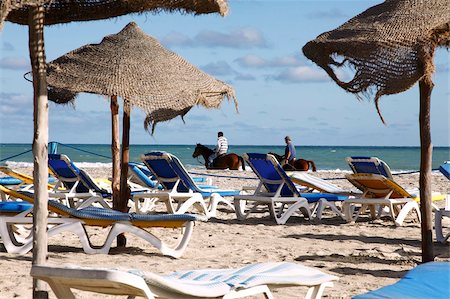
[192,143,245,170]
[268,152,317,172]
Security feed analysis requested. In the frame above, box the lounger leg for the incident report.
[316,199,345,220]
[133,196,158,214]
[344,203,366,223]
[222,285,274,299]
[342,202,353,222]
[102,222,194,258]
[0,218,91,254]
[76,195,111,209]
[0,218,33,253]
[394,201,421,226]
[209,193,235,215]
[435,209,450,243]
[234,198,250,220]
[166,195,177,214]
[305,282,334,299]
[174,193,211,217]
[44,279,77,299]
[274,200,311,225]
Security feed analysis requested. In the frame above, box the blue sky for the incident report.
[0,0,449,146]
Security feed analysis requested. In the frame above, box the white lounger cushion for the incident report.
[32,262,338,299]
[140,262,337,297]
[289,172,357,195]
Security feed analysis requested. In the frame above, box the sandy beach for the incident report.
[0,166,449,299]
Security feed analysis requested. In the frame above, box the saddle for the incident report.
[211,153,226,167]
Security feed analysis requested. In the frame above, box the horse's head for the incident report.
[193,143,213,158]
[268,152,283,162]
[192,143,202,158]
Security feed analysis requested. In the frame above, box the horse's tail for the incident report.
[239,155,246,170]
[308,160,317,172]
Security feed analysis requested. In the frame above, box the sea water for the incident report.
[1,143,449,173]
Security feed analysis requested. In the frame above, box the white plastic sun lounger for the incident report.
[133,152,239,218]
[31,262,337,299]
[435,161,450,243]
[344,173,421,226]
[289,171,359,195]
[0,185,196,258]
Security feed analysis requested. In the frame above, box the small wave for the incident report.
[316,169,352,174]
[71,162,113,168]
[5,161,34,168]
[5,161,112,169]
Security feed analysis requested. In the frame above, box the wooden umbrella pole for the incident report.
[110,95,120,210]
[117,99,131,247]
[28,5,49,299]
[119,99,131,211]
[419,75,434,263]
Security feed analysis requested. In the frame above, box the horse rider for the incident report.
[284,135,296,166]
[210,131,228,167]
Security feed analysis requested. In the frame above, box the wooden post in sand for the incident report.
[419,74,434,262]
[118,99,131,247]
[28,6,49,298]
[110,95,121,211]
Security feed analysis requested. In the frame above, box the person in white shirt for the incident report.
[210,131,228,166]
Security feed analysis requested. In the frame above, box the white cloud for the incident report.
[162,27,269,49]
[201,61,236,76]
[200,60,255,81]
[160,32,194,47]
[270,66,329,83]
[307,8,348,19]
[0,92,31,113]
[0,57,29,70]
[234,73,256,81]
[235,54,302,68]
[235,54,267,68]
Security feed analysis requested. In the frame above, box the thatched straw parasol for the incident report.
[47,22,236,131]
[1,0,228,26]
[302,0,449,262]
[0,1,229,297]
[47,21,237,219]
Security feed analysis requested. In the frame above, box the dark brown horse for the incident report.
[268,152,317,172]
[192,143,245,170]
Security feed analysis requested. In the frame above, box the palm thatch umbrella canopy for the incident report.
[1,0,228,26]
[302,0,449,262]
[0,1,229,297]
[47,21,237,131]
[46,21,237,217]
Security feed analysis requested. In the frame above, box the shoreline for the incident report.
[0,166,449,298]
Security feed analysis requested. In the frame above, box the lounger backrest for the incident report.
[346,156,393,179]
[439,161,450,180]
[49,154,107,194]
[244,153,299,197]
[141,152,193,192]
[166,153,204,193]
[48,154,87,192]
[128,162,160,188]
[346,173,411,199]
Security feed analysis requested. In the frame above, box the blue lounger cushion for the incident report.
[439,161,450,180]
[347,156,393,179]
[353,262,450,299]
[0,201,33,213]
[0,177,23,185]
[48,199,198,222]
[300,193,347,203]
